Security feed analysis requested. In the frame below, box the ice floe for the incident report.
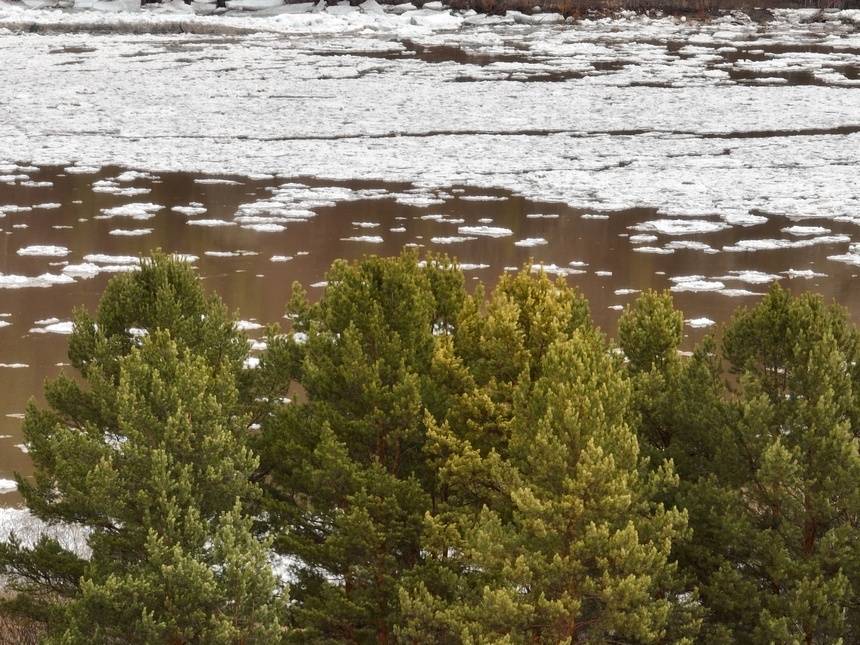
[16,245,69,257]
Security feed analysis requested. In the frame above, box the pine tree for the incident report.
[656,286,860,643]
[400,327,698,643]
[0,255,285,642]
[257,252,465,643]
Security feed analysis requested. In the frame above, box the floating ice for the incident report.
[30,320,74,335]
[431,236,476,244]
[783,268,826,279]
[83,254,140,265]
[342,235,383,243]
[172,205,208,216]
[670,276,726,292]
[783,225,831,236]
[0,479,17,494]
[17,245,69,257]
[724,236,850,252]
[187,219,236,227]
[629,234,658,243]
[110,228,152,236]
[458,226,512,238]
[514,237,547,247]
[0,273,75,289]
[718,270,781,284]
[633,219,729,236]
[98,203,163,220]
[270,255,293,262]
[685,317,715,328]
[236,320,263,331]
[633,246,674,255]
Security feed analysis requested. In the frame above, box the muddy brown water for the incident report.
[1,164,859,502]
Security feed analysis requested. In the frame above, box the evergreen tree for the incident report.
[401,327,698,643]
[638,286,860,643]
[0,255,284,642]
[257,252,465,643]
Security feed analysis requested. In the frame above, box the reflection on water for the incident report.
[1,164,859,497]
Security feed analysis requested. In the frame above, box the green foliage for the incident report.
[6,255,860,645]
[0,254,284,642]
[401,328,698,643]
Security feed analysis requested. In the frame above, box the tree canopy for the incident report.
[3,253,860,644]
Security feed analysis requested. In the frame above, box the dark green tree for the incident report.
[257,252,465,643]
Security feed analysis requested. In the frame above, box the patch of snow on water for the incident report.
[97,203,163,220]
[16,245,69,257]
[341,235,383,243]
[514,237,547,247]
[29,320,74,335]
[669,276,726,292]
[685,317,715,328]
[110,228,153,236]
[0,272,75,289]
[458,226,512,238]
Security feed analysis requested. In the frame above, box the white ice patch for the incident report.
[98,203,163,220]
[29,320,74,335]
[17,245,69,257]
[0,272,75,289]
[431,236,476,244]
[783,225,831,236]
[514,237,547,247]
[171,205,208,216]
[723,236,850,252]
[110,228,152,236]
[718,270,781,284]
[341,235,383,243]
[633,219,729,236]
[236,320,263,331]
[187,219,236,227]
[458,226,512,238]
[685,317,715,328]
[669,276,726,292]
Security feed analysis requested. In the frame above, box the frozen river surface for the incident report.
[0,1,859,492]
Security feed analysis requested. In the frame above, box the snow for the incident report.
[341,235,383,243]
[670,276,726,292]
[29,320,74,334]
[458,226,513,238]
[187,219,236,227]
[17,245,69,257]
[98,203,163,220]
[685,317,715,328]
[0,272,75,289]
[110,227,153,236]
[431,236,476,244]
[0,7,848,233]
[514,237,547,247]
[633,219,729,236]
